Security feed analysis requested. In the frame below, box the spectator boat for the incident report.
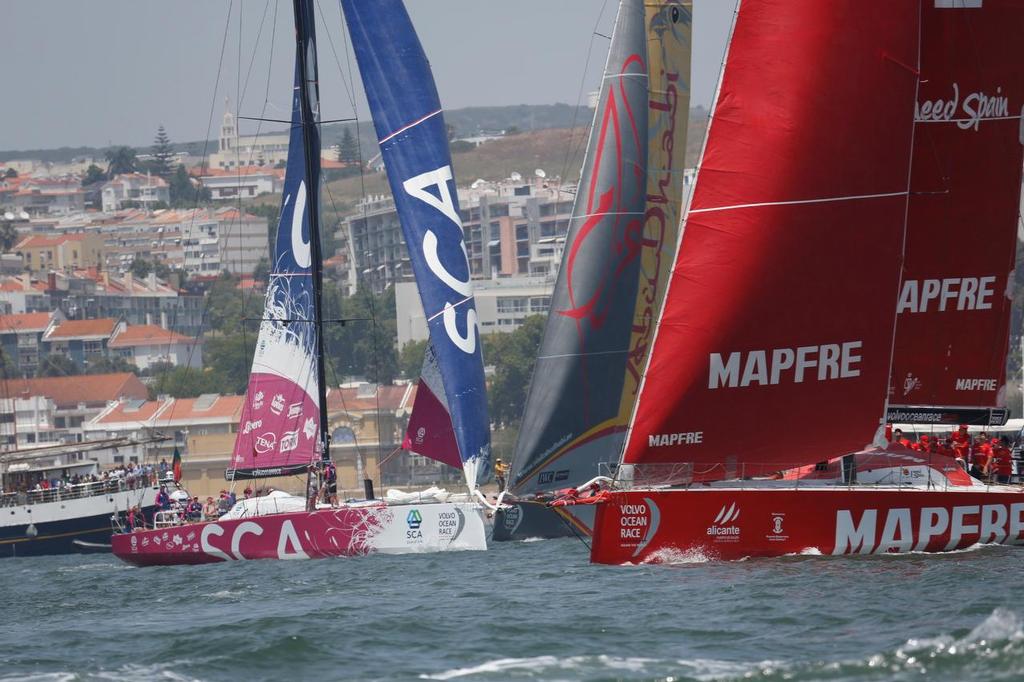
[112,0,491,566]
[1,439,159,557]
[569,0,1024,564]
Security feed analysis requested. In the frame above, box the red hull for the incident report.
[590,487,1024,564]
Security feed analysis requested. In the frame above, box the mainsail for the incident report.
[228,0,323,480]
[621,0,921,478]
[507,0,675,495]
[341,0,490,487]
[886,0,1024,426]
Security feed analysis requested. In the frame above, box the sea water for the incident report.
[1,537,1023,681]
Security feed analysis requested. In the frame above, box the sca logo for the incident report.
[406,509,424,542]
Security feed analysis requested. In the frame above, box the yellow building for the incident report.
[14,233,105,273]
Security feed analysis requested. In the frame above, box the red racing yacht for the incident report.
[574,0,1024,564]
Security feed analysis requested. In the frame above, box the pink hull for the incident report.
[590,487,1024,564]
[112,506,390,566]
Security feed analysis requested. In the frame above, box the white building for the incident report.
[395,276,553,348]
[208,105,290,170]
[108,324,202,371]
[200,167,285,201]
[101,173,170,212]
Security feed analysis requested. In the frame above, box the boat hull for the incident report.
[590,487,1024,564]
[0,486,158,558]
[112,501,487,566]
[492,501,595,541]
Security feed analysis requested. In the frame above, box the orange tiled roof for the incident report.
[109,324,195,348]
[7,372,147,409]
[46,317,119,339]
[0,311,52,333]
[14,233,92,249]
[93,398,168,424]
[326,384,413,413]
[157,395,245,423]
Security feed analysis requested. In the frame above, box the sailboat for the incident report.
[494,0,692,542]
[111,0,490,566]
[571,0,1024,564]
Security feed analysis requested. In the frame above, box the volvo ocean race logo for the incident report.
[619,498,660,558]
[708,503,741,542]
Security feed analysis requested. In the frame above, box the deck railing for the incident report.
[0,476,155,508]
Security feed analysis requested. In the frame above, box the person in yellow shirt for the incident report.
[494,458,510,491]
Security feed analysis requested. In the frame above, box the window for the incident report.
[83,340,104,355]
[496,297,527,314]
[529,297,551,313]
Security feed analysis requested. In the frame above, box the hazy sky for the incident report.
[2,0,736,152]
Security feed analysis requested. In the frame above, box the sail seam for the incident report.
[379,108,442,144]
[689,191,908,215]
[603,73,649,80]
[572,211,646,219]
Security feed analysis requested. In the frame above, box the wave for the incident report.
[421,655,655,680]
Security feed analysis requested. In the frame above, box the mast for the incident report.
[292,0,329,464]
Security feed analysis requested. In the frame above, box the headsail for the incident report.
[507,0,666,495]
[886,0,1024,427]
[402,344,461,469]
[341,0,490,487]
[621,0,920,478]
[228,0,322,480]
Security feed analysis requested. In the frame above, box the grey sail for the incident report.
[507,0,651,496]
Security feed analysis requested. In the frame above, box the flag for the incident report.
[172,447,182,483]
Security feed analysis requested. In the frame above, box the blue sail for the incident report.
[229,0,322,479]
[340,0,490,487]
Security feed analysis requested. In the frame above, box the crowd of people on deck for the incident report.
[3,463,159,499]
[890,425,1016,483]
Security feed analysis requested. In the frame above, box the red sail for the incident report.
[622,0,920,477]
[888,0,1024,418]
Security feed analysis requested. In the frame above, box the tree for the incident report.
[3,168,16,178]
[148,366,221,399]
[337,128,358,164]
[168,165,210,207]
[85,356,137,375]
[0,220,18,252]
[130,257,153,279]
[105,146,138,176]
[82,164,106,185]
[253,256,270,285]
[150,125,175,178]
[483,314,544,426]
[36,354,80,378]
[399,339,428,380]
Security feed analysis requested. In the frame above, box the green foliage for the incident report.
[253,256,270,285]
[36,354,80,378]
[483,314,544,426]
[150,125,175,178]
[203,333,253,395]
[3,168,16,178]
[0,220,18,252]
[337,128,359,164]
[399,338,428,380]
[322,285,398,384]
[104,146,138,176]
[84,356,137,375]
[148,367,220,399]
[449,140,475,154]
[168,165,210,207]
[83,164,105,185]
[129,257,152,279]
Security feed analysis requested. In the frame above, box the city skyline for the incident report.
[2,0,736,152]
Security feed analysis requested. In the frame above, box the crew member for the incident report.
[494,458,509,491]
[994,437,1014,484]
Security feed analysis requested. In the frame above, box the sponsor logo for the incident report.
[956,378,999,392]
[897,276,995,314]
[280,430,299,453]
[618,499,661,557]
[403,166,479,354]
[707,502,741,542]
[254,432,276,454]
[438,509,460,537]
[303,417,317,440]
[287,402,303,419]
[502,505,522,531]
[415,426,426,445]
[935,0,982,7]
[708,342,862,389]
[252,390,265,411]
[406,509,423,530]
[903,373,922,396]
[834,503,1024,555]
[242,419,263,435]
[270,393,285,415]
[916,83,1008,131]
[554,470,570,482]
[767,512,789,543]
[649,431,703,447]
[538,471,555,485]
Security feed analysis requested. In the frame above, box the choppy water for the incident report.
[2,537,1023,681]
